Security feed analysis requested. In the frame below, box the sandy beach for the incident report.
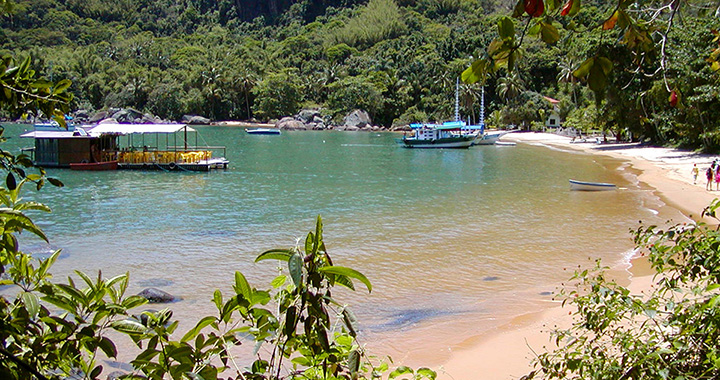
[437,132,719,380]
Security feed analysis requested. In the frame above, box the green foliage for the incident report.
[252,71,303,120]
[325,0,406,48]
[2,193,435,379]
[526,199,720,379]
[393,106,428,127]
[465,0,720,149]
[325,43,357,63]
[327,76,383,120]
[0,54,72,126]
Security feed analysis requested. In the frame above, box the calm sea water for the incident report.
[3,124,685,366]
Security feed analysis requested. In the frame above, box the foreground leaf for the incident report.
[318,266,372,292]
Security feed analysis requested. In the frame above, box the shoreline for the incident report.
[437,132,718,380]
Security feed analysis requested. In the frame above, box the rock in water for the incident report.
[137,287,179,303]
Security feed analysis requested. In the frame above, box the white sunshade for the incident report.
[20,130,78,139]
[86,123,196,137]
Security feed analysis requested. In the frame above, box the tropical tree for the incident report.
[556,56,579,105]
[326,75,383,121]
[497,71,525,104]
[462,0,720,107]
[525,200,720,379]
[460,82,483,124]
[235,64,258,120]
[252,70,303,120]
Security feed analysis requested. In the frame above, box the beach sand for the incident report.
[436,132,719,380]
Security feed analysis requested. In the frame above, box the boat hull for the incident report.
[246,128,281,135]
[119,158,229,172]
[569,179,617,191]
[399,136,475,149]
[474,131,509,145]
[69,161,119,171]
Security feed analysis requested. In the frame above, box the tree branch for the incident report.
[0,346,50,380]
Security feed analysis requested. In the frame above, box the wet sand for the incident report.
[437,132,718,380]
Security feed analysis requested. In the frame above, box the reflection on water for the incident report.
[2,125,686,367]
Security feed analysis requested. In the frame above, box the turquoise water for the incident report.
[3,124,681,365]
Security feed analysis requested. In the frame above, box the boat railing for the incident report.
[168,145,227,159]
[105,149,221,165]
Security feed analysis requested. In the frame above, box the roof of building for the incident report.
[543,96,560,104]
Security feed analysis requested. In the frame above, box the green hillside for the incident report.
[2,0,719,149]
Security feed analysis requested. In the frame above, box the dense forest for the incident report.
[1,0,719,149]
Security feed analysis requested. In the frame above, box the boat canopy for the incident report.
[85,123,196,137]
[409,120,484,131]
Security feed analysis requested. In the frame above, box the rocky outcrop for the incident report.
[343,109,371,129]
[390,125,412,132]
[270,109,388,131]
[137,288,180,303]
[297,109,322,124]
[276,117,307,130]
[182,115,211,125]
[86,108,164,124]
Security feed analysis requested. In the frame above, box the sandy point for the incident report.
[435,132,719,380]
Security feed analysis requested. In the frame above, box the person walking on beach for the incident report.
[692,164,699,184]
[707,166,714,190]
[714,164,720,191]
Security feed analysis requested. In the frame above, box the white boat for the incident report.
[569,179,617,191]
[495,141,516,146]
[474,131,510,145]
[246,128,281,135]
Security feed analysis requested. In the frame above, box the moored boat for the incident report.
[246,128,281,135]
[21,122,229,171]
[569,179,617,191]
[398,122,478,149]
[473,131,510,145]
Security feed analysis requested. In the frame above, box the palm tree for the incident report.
[236,66,258,120]
[557,57,579,104]
[497,71,525,104]
[460,82,483,124]
[201,66,223,120]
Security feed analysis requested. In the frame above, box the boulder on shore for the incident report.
[182,115,211,125]
[343,109,372,129]
[297,109,322,123]
[276,117,307,130]
[88,108,161,124]
[137,287,180,303]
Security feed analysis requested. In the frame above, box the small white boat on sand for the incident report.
[569,179,617,191]
[494,141,516,146]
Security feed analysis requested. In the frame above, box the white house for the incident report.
[543,96,561,129]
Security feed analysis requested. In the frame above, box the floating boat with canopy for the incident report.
[21,122,229,171]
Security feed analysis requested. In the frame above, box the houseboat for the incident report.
[21,122,229,171]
